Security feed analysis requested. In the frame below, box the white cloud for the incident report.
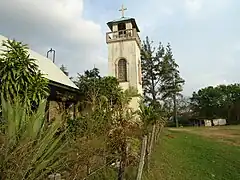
[184,0,232,19]
[185,0,203,14]
[234,42,240,51]
[161,7,174,16]
[0,0,105,76]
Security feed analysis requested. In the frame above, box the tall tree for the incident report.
[141,36,164,109]
[74,68,122,107]
[159,43,185,127]
[190,84,240,125]
[59,64,75,81]
[60,64,69,76]
[191,86,221,120]
[0,39,49,107]
[141,37,184,127]
[177,96,191,116]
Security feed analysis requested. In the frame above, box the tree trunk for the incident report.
[154,123,159,143]
[155,124,164,143]
[118,144,127,180]
[118,157,125,180]
[173,94,178,127]
[227,105,231,124]
[211,119,214,126]
[136,135,148,180]
[145,133,151,173]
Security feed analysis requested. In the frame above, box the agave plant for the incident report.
[0,96,67,180]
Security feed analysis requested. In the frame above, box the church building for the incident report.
[0,34,80,121]
[106,5,143,111]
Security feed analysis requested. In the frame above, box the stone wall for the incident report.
[48,100,77,121]
[48,101,61,121]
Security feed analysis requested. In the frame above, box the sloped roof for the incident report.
[0,34,78,90]
[107,17,140,32]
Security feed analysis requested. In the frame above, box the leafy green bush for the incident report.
[0,39,49,107]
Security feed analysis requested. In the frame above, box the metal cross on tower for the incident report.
[119,4,127,18]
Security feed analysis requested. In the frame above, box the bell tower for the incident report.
[106,5,142,111]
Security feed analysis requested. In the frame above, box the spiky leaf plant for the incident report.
[0,96,67,180]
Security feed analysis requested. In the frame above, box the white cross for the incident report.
[119,4,127,18]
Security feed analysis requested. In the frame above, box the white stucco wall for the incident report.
[126,22,132,30]
[129,96,141,112]
[113,24,118,31]
[204,120,212,127]
[135,42,143,96]
[108,40,142,90]
[120,82,130,91]
[213,119,227,126]
[204,119,227,126]
[108,38,143,110]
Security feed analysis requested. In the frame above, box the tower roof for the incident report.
[107,17,140,32]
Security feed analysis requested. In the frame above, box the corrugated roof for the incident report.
[0,34,78,90]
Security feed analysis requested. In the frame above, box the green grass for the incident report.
[144,129,240,180]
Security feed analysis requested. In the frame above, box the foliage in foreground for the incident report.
[0,97,67,180]
[65,88,142,180]
[0,39,49,106]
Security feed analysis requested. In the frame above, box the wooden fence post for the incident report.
[149,124,156,156]
[136,135,148,180]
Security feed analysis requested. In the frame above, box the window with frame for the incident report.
[118,59,127,82]
[118,23,126,37]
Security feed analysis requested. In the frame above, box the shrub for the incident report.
[0,39,49,107]
[0,96,67,180]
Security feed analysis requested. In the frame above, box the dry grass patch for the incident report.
[169,125,240,146]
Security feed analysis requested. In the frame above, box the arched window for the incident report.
[118,59,127,82]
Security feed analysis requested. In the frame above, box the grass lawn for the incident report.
[144,126,240,180]
[173,125,240,146]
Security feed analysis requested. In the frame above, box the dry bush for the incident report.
[63,90,143,179]
[0,89,162,180]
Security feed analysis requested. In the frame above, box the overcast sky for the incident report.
[0,0,239,95]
